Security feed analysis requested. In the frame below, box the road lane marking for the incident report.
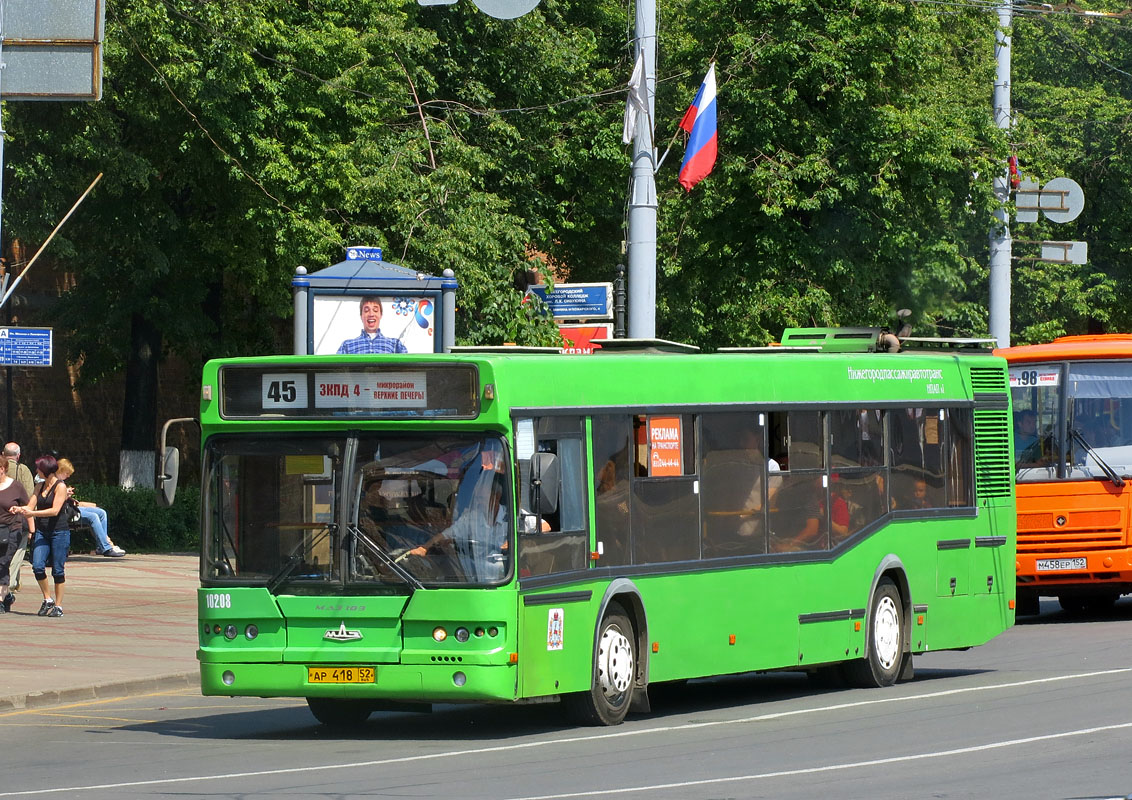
[0,667,1129,797]
[506,719,1132,799]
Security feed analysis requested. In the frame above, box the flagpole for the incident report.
[626,0,657,339]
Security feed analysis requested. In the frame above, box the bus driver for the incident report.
[407,474,509,581]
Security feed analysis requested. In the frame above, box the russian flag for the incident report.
[678,63,718,192]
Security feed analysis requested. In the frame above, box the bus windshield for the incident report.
[202,433,513,587]
[1011,361,1132,481]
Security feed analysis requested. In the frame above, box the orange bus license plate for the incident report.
[307,666,375,684]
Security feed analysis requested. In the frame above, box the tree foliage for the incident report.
[3,0,1130,447]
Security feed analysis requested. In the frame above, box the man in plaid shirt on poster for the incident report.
[336,296,408,354]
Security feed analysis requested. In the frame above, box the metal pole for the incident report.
[613,263,627,338]
[441,268,457,352]
[626,0,656,340]
[988,0,1012,348]
[292,266,308,355]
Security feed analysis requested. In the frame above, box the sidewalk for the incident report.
[0,552,201,711]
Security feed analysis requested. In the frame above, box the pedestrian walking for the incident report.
[0,458,32,611]
[4,442,34,591]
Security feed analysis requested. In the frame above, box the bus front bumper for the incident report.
[199,660,518,702]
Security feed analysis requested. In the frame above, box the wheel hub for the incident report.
[597,625,633,700]
[873,595,901,670]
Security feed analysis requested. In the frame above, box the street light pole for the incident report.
[988,0,1012,348]
[626,0,656,340]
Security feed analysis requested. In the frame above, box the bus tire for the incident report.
[844,578,904,688]
[306,697,372,727]
[563,604,635,726]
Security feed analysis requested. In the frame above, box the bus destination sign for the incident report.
[266,371,428,411]
[220,364,479,419]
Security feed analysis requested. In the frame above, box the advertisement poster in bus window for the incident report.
[311,295,436,354]
[648,416,683,476]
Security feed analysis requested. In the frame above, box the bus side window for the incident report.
[592,415,632,567]
[516,416,589,577]
[700,412,768,558]
[890,408,946,510]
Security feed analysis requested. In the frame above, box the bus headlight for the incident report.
[433,626,447,642]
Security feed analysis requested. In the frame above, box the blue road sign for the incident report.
[0,327,52,366]
[528,283,613,320]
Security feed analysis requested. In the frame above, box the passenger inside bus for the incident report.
[1014,409,1038,455]
[769,474,826,553]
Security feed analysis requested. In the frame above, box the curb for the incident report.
[0,672,198,712]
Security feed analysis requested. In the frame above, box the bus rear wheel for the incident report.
[563,604,636,726]
[306,697,372,727]
[843,578,904,688]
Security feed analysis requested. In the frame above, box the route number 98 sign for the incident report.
[1009,368,1060,388]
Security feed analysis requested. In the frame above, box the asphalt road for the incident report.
[5,596,1132,800]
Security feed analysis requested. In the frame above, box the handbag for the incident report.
[62,498,82,527]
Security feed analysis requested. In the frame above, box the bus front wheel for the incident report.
[844,578,904,688]
[306,697,372,727]
[563,603,636,726]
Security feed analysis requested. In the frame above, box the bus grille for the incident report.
[974,410,1013,498]
[969,366,1008,393]
[1017,510,1125,553]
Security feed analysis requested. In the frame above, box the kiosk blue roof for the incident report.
[302,255,454,292]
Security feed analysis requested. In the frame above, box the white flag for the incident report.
[622,52,648,145]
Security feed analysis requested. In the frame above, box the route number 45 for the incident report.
[266,380,297,403]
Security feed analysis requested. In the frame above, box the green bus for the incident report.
[161,330,1016,727]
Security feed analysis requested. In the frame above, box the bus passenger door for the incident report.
[514,416,593,699]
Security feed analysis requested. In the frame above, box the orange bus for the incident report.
[998,335,1132,615]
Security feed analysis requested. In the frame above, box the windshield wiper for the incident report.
[346,524,425,591]
[266,524,334,594]
[1070,428,1126,487]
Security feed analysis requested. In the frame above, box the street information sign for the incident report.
[0,327,52,366]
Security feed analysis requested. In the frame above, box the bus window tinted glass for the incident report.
[1009,364,1062,474]
[1067,362,1132,478]
[890,408,946,509]
[787,411,824,471]
[352,435,511,585]
[830,409,884,469]
[948,408,974,507]
[203,437,342,584]
[769,473,827,552]
[592,415,632,566]
[517,417,588,577]
[701,412,767,557]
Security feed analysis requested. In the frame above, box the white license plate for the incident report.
[1036,557,1087,572]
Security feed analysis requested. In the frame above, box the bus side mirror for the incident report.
[156,417,199,507]
[527,452,560,515]
[157,446,179,508]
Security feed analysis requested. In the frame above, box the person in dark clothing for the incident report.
[12,455,71,617]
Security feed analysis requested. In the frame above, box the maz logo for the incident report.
[324,622,363,642]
